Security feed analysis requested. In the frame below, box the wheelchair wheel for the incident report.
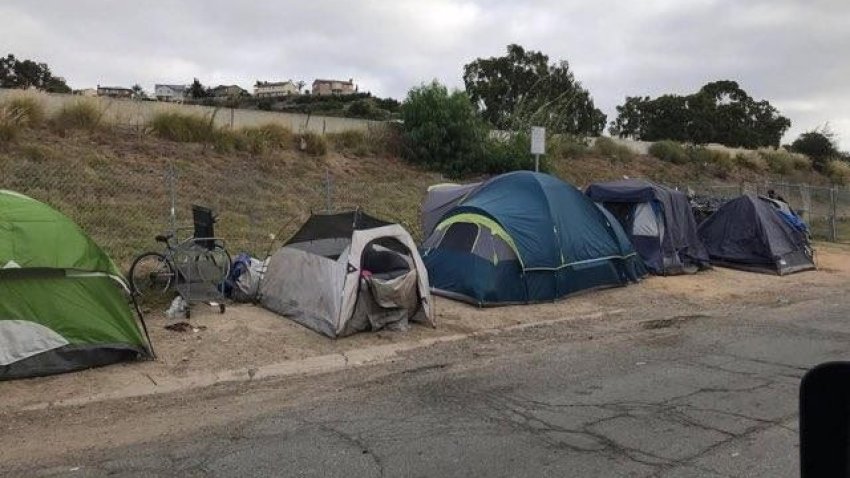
[129,252,175,297]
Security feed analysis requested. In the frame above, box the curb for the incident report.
[18,309,623,412]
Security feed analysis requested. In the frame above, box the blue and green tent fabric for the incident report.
[0,190,152,379]
[421,172,646,305]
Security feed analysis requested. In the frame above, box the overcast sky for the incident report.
[2,0,848,147]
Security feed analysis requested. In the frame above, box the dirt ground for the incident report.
[2,242,849,412]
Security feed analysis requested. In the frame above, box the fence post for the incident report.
[167,162,178,237]
[830,185,837,242]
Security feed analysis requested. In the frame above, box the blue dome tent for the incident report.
[421,172,646,305]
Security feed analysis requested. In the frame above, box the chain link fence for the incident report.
[1,149,430,270]
[5,147,850,273]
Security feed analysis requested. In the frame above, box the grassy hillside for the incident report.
[0,121,839,268]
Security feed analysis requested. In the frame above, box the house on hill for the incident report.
[254,80,300,98]
[211,85,249,98]
[154,84,188,102]
[96,85,134,98]
[312,78,356,96]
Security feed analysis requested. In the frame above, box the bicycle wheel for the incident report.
[129,252,175,297]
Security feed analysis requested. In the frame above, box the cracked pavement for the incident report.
[6,292,850,477]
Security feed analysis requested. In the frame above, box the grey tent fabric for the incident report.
[421,182,483,237]
[260,212,434,338]
[698,194,815,275]
[586,179,710,275]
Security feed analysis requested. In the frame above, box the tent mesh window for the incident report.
[285,211,393,260]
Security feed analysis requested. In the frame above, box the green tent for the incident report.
[0,190,152,379]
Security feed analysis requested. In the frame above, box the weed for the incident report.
[297,132,328,156]
[5,96,45,127]
[52,100,104,131]
[735,152,768,172]
[758,149,795,175]
[149,111,216,142]
[649,140,689,164]
[0,106,22,144]
[592,137,634,162]
[827,160,850,185]
[551,134,588,159]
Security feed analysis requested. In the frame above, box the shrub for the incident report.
[696,148,734,178]
[649,140,688,164]
[827,160,850,185]
[758,149,795,175]
[735,152,768,172]
[790,128,839,172]
[551,134,588,159]
[5,96,45,127]
[400,81,488,178]
[327,130,370,155]
[239,123,294,154]
[0,105,21,144]
[591,137,634,162]
[297,132,328,156]
[149,111,216,142]
[790,153,812,171]
[51,100,104,131]
[483,132,536,173]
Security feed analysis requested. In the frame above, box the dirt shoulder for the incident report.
[1,243,848,413]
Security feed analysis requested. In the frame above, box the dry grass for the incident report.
[4,96,45,127]
[827,160,850,185]
[51,99,105,132]
[591,137,634,162]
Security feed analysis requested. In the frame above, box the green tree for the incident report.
[609,80,790,148]
[400,81,488,177]
[130,84,147,99]
[0,53,70,93]
[187,78,208,99]
[463,44,606,135]
[790,126,842,172]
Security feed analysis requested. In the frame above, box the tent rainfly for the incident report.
[585,179,710,275]
[260,211,434,338]
[0,190,152,380]
[421,171,646,305]
[698,194,815,275]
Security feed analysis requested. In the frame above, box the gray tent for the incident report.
[421,182,483,237]
[260,211,434,338]
[586,179,710,275]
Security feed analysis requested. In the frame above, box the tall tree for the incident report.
[609,80,790,148]
[187,78,208,99]
[0,53,70,93]
[130,84,147,99]
[463,44,606,135]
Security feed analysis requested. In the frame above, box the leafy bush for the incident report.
[790,128,839,172]
[484,132,536,173]
[734,152,768,172]
[400,81,488,178]
[649,140,689,164]
[827,160,850,185]
[297,132,328,156]
[51,100,104,131]
[590,137,634,162]
[149,111,216,142]
[5,96,45,127]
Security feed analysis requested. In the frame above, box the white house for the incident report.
[254,80,299,98]
[155,84,188,102]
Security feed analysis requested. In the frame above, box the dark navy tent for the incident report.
[421,172,646,305]
[698,194,815,275]
[585,179,710,275]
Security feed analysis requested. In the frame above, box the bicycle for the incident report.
[129,206,231,315]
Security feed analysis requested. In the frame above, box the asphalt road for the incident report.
[19,294,850,477]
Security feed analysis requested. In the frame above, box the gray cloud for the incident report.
[2,0,848,146]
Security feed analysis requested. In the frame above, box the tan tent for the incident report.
[260,211,434,338]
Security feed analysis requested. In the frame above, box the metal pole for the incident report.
[168,163,177,237]
[535,154,540,172]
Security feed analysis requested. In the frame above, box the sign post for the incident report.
[531,126,545,172]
